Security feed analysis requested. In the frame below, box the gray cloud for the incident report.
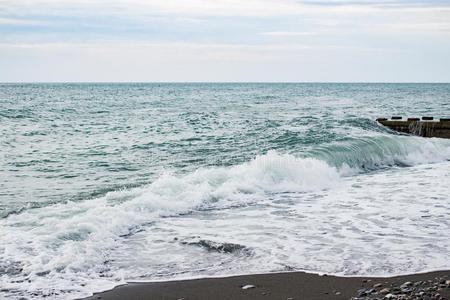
[301,0,450,7]
[1,0,450,81]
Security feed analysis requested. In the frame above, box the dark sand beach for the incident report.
[84,270,450,300]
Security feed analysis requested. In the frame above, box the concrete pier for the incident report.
[377,117,450,138]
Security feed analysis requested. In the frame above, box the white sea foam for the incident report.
[0,151,341,299]
[1,143,450,299]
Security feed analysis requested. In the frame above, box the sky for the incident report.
[0,0,450,82]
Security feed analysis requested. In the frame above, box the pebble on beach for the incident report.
[350,276,449,300]
[241,284,256,290]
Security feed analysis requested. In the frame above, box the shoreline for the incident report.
[83,270,450,300]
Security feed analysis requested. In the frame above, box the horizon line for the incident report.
[1,81,450,84]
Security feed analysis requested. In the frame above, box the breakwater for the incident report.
[377,117,450,138]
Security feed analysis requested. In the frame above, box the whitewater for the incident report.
[1,83,450,299]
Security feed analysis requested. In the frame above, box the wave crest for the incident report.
[309,135,450,171]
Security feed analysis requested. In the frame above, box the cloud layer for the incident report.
[1,0,450,81]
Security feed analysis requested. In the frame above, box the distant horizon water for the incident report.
[2,81,450,84]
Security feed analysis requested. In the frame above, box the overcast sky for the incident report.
[1,0,449,82]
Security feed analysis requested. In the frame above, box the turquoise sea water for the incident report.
[1,83,450,299]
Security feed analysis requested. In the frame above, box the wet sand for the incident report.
[83,270,450,300]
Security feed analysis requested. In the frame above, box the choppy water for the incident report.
[1,83,450,299]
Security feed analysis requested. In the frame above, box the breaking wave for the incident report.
[1,135,450,299]
[310,134,450,171]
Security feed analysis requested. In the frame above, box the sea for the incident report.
[1,83,450,299]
